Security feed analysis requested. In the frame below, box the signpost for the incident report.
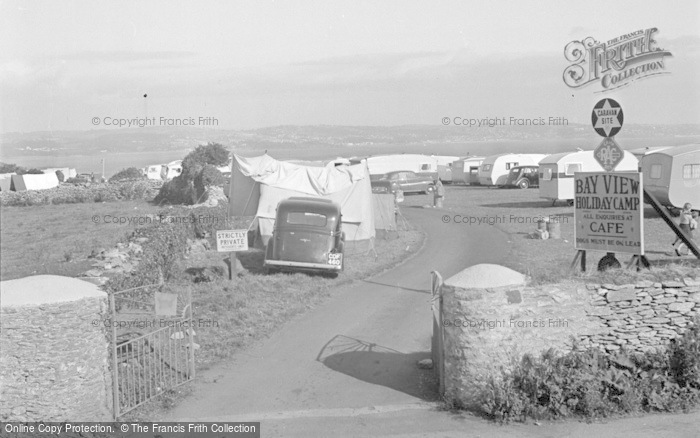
[591,98,624,137]
[574,172,644,254]
[216,229,249,279]
[571,98,649,271]
[594,137,625,172]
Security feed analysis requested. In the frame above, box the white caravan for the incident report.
[452,157,485,184]
[353,154,439,179]
[538,150,639,203]
[478,153,547,186]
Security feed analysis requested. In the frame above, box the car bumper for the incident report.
[264,260,342,271]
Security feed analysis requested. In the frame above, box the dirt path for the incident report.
[162,205,700,437]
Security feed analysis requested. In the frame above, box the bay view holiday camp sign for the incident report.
[574,172,644,255]
[563,28,672,92]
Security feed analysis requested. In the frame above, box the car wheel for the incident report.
[518,179,529,189]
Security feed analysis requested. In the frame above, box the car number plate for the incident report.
[327,253,342,265]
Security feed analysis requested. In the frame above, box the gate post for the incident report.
[109,292,120,419]
[430,271,445,396]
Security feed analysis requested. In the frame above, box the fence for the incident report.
[109,284,195,418]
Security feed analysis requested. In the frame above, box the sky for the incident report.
[1,0,699,133]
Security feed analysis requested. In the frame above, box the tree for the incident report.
[55,170,65,182]
[155,143,230,205]
[181,143,230,180]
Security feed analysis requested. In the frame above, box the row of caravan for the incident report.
[350,145,700,211]
[470,145,700,210]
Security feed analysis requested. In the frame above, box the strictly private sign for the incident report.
[216,230,249,252]
[574,172,644,255]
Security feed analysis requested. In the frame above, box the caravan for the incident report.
[640,144,700,210]
[432,155,461,183]
[145,164,164,180]
[354,154,438,181]
[163,160,183,180]
[538,150,639,203]
[478,153,547,186]
[452,157,484,185]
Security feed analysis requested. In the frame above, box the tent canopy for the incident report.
[10,173,59,191]
[229,154,375,242]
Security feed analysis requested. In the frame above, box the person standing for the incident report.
[433,178,445,208]
[672,203,693,256]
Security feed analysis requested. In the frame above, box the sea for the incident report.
[2,136,699,177]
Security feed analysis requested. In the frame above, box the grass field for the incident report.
[400,184,699,284]
[0,200,166,281]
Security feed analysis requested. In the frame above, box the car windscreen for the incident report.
[286,212,328,227]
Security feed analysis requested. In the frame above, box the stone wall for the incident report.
[437,276,700,409]
[0,276,113,421]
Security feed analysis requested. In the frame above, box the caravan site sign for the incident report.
[574,172,644,255]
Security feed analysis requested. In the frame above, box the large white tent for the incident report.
[228,154,375,244]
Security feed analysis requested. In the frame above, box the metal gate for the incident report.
[109,284,195,418]
[430,271,445,395]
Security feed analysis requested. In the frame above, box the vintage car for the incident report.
[370,171,435,194]
[501,165,539,189]
[263,197,345,277]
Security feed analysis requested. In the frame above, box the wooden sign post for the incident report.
[216,229,249,280]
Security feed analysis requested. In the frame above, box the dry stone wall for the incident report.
[0,276,113,421]
[438,276,700,409]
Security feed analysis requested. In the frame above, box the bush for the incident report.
[154,175,197,205]
[181,143,229,180]
[155,143,229,205]
[194,165,224,200]
[477,321,700,422]
[110,167,145,182]
[0,162,23,174]
[25,168,44,174]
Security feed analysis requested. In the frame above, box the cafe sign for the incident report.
[574,172,644,255]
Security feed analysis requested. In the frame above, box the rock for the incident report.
[186,238,211,255]
[83,269,103,277]
[606,288,636,302]
[669,302,695,313]
[636,280,654,288]
[683,277,700,287]
[662,281,685,288]
[417,359,434,369]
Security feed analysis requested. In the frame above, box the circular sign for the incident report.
[591,98,624,137]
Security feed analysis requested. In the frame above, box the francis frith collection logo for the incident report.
[563,27,672,92]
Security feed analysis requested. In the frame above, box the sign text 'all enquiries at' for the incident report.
[574,172,644,255]
[216,230,249,252]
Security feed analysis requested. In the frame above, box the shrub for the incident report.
[669,315,700,390]
[155,143,230,205]
[194,165,224,200]
[477,323,700,422]
[25,168,44,174]
[0,162,23,174]
[181,143,229,180]
[109,167,145,182]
